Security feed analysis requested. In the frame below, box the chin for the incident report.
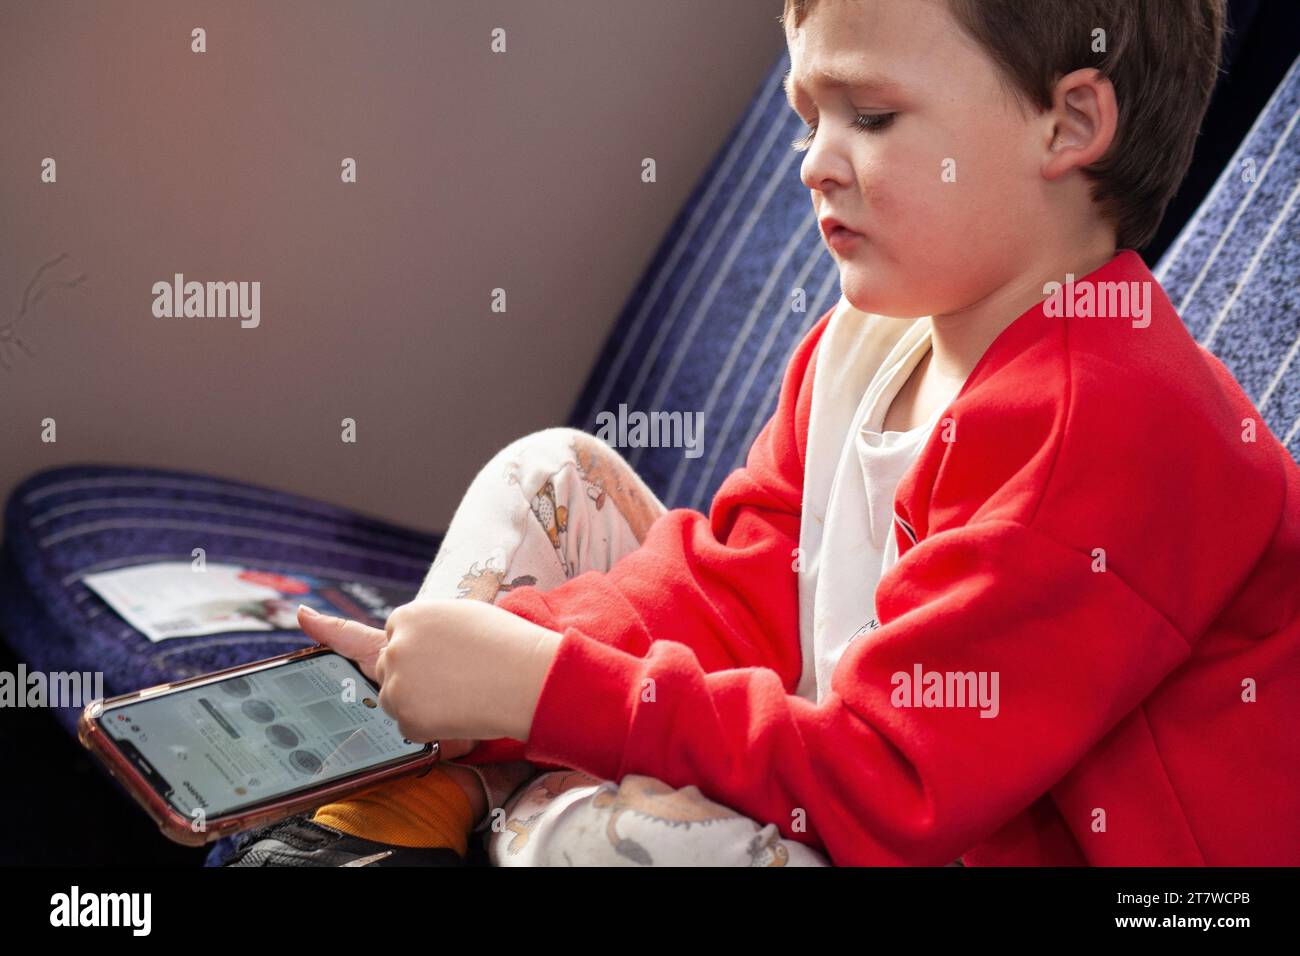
[838,266,927,319]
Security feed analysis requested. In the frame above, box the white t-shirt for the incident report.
[795,311,963,703]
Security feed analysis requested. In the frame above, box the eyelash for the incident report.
[790,113,896,152]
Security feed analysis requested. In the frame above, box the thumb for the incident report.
[297,604,388,683]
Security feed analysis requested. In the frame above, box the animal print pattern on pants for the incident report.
[414,427,830,866]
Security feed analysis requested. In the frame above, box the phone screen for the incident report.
[96,651,429,820]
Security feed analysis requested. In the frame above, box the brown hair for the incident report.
[781,0,1226,251]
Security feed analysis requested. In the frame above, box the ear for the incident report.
[1041,68,1118,181]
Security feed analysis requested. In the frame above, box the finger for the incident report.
[297,605,388,682]
[437,738,478,760]
[397,717,437,745]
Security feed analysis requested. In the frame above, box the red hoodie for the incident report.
[465,249,1300,866]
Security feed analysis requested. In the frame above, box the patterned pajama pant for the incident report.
[413,427,830,867]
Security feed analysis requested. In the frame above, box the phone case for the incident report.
[77,643,442,847]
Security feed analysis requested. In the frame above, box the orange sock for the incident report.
[312,767,474,856]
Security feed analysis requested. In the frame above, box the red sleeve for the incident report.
[461,305,834,767]
[519,518,1192,864]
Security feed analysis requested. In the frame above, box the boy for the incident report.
[226,0,1300,866]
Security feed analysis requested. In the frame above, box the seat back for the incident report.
[1155,54,1300,459]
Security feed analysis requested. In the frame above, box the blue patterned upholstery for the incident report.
[0,468,440,736]
[1154,53,1300,457]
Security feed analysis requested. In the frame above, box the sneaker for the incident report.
[221,815,465,867]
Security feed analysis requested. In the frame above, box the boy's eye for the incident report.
[790,113,897,152]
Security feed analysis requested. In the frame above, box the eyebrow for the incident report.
[782,67,900,109]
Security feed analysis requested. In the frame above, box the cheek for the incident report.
[854,138,964,237]
[892,142,1031,259]
[952,117,1042,225]
[835,116,1042,316]
[836,178,992,317]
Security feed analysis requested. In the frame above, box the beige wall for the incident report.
[0,0,784,535]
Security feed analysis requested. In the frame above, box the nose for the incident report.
[798,127,851,193]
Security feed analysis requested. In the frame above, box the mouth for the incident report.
[821,218,864,251]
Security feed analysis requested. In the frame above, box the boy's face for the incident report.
[785,0,1051,319]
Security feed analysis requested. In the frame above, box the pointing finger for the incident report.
[297,604,388,683]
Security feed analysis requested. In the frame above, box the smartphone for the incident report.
[78,644,440,846]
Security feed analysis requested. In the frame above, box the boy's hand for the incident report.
[295,601,562,747]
